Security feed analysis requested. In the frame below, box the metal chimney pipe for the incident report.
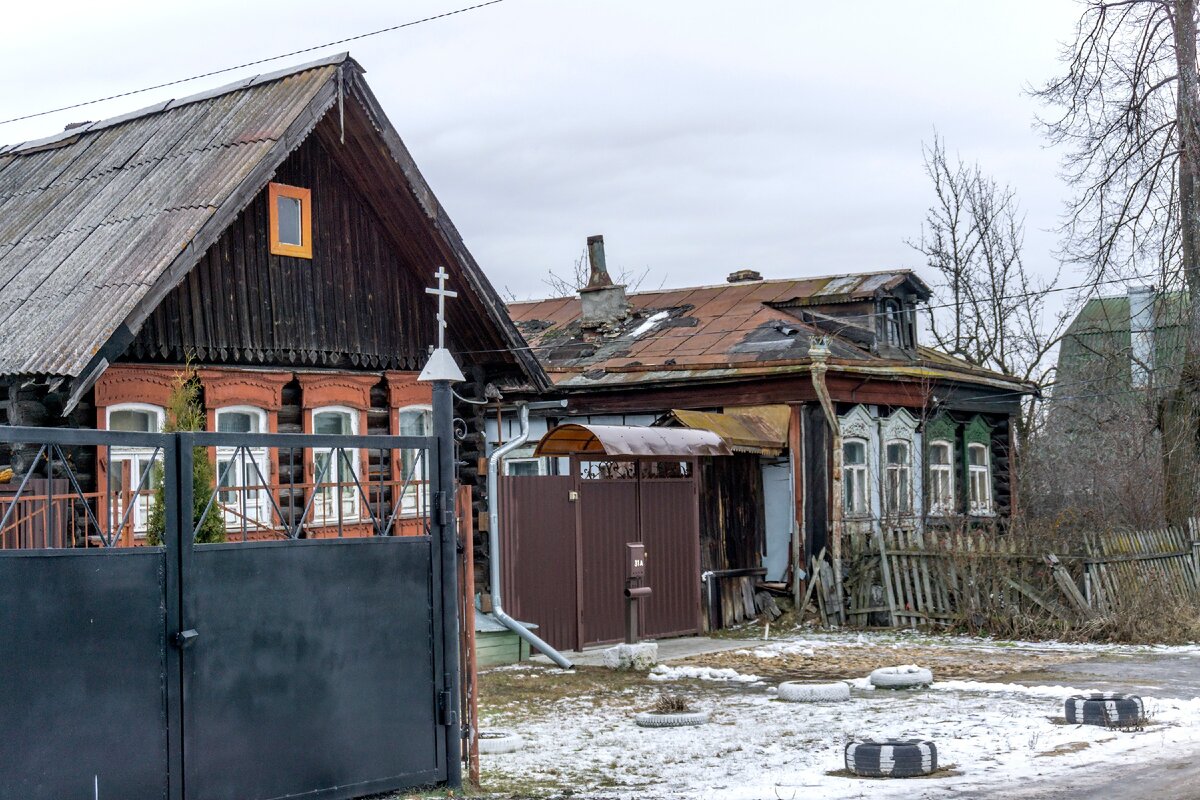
[487,404,574,669]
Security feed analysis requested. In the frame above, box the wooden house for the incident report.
[0,54,548,546]
[494,236,1035,641]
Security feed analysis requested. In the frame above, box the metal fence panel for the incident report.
[0,549,170,800]
[500,475,577,650]
[182,537,442,799]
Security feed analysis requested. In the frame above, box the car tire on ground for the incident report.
[868,665,933,689]
[634,710,709,728]
[845,739,938,778]
[777,681,851,703]
[477,730,524,754]
[1064,693,1144,726]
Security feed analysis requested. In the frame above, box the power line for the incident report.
[458,268,1172,361]
[0,0,506,128]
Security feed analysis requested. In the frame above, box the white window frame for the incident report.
[504,457,548,477]
[215,406,271,531]
[106,403,165,535]
[842,437,870,516]
[927,439,955,516]
[397,405,433,518]
[883,438,912,516]
[968,442,993,515]
[311,406,360,524]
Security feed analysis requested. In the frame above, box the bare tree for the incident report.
[909,135,1070,440]
[542,246,654,298]
[1036,0,1200,523]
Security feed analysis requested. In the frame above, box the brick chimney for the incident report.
[727,269,762,283]
[580,235,630,329]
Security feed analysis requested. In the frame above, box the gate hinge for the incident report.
[435,490,453,526]
[437,689,457,727]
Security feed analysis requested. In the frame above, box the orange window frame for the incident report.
[268,182,313,259]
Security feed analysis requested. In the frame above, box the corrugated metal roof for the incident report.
[533,423,733,457]
[0,55,344,377]
[668,405,790,455]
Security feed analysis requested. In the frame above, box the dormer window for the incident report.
[269,182,312,259]
[879,298,912,349]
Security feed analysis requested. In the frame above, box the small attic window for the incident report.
[269,182,312,259]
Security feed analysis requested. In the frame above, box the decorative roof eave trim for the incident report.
[545,359,1036,396]
[64,63,346,415]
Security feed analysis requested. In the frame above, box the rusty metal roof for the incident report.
[667,405,790,455]
[508,271,1031,393]
[533,423,733,457]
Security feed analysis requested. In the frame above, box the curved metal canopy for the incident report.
[533,424,732,457]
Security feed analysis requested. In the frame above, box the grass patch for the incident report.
[1035,741,1092,758]
[479,664,651,714]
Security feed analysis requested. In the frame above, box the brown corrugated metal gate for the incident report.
[500,459,701,650]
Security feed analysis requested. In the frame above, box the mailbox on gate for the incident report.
[626,543,646,579]
[624,542,650,643]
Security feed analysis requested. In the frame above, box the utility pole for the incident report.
[418,266,466,789]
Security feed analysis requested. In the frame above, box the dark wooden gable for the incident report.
[128,121,437,370]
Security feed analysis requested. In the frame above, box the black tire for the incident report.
[1064,693,1144,726]
[845,739,937,778]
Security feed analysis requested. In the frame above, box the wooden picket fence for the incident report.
[837,520,1200,629]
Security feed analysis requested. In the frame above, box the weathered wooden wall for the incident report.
[698,453,765,573]
[803,404,830,561]
[129,132,436,370]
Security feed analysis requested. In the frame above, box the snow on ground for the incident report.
[648,665,763,683]
[478,633,1200,798]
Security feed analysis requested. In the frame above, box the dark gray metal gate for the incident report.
[0,426,451,800]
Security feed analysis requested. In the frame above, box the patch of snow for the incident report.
[480,632,1200,798]
[648,664,763,683]
[629,311,669,338]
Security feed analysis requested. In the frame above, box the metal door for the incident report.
[0,427,178,800]
[761,458,792,582]
[576,465,637,648]
[638,466,701,639]
[178,431,446,800]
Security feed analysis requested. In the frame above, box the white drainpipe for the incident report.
[487,404,574,669]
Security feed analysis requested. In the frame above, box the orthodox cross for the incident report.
[425,266,457,350]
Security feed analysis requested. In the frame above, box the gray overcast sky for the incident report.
[2,0,1081,302]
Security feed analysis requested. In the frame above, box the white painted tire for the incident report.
[477,730,523,754]
[634,710,709,728]
[777,681,851,703]
[868,666,933,689]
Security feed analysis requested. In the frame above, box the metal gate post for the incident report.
[432,380,462,789]
[164,434,184,800]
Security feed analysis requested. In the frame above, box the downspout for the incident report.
[808,339,846,624]
[488,404,574,669]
